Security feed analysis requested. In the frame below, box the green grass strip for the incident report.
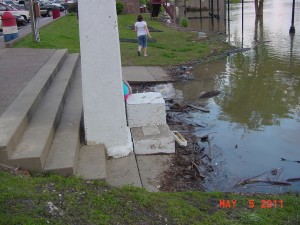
[15,13,230,66]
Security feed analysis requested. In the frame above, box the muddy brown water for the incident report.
[164,0,300,193]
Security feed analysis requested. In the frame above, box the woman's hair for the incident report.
[137,15,143,22]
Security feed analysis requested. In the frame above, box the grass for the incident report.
[230,0,241,3]
[14,13,230,66]
[15,14,80,53]
[0,170,299,224]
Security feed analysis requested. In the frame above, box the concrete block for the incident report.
[126,92,166,128]
[131,125,175,155]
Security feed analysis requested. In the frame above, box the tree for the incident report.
[255,0,264,17]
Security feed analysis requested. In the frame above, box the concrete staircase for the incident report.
[0,49,106,179]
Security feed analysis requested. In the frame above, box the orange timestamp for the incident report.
[219,199,284,209]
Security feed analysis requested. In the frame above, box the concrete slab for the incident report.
[136,154,173,192]
[122,66,156,82]
[0,67,40,84]
[131,125,175,155]
[122,66,172,83]
[106,154,142,187]
[146,67,172,81]
[0,107,6,116]
[0,49,57,116]
[0,48,56,57]
[0,83,27,107]
[76,145,107,180]
[0,49,8,57]
[0,55,52,68]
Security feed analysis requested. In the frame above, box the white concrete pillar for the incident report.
[78,0,133,157]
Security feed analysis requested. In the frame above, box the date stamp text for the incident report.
[219,199,284,209]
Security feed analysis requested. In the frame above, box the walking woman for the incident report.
[134,15,152,57]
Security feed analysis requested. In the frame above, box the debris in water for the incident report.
[200,134,209,142]
[199,90,220,98]
[192,162,205,178]
[237,167,291,186]
[286,178,300,182]
[187,104,210,113]
[281,158,300,163]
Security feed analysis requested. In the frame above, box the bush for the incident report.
[146,0,150,12]
[67,3,78,13]
[181,18,189,27]
[116,1,124,15]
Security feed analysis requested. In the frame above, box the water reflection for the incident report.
[172,0,300,192]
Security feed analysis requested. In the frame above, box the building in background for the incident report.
[120,0,140,14]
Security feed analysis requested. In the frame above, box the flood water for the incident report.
[172,0,300,193]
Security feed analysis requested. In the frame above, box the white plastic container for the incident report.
[172,131,187,147]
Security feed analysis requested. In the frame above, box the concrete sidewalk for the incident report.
[123,66,172,83]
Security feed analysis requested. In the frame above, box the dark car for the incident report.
[4,1,22,9]
[38,1,65,17]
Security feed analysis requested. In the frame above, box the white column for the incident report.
[78,0,133,157]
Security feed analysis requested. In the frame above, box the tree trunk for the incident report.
[255,0,264,17]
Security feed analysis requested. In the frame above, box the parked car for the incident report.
[0,2,30,25]
[38,1,64,17]
[4,1,21,9]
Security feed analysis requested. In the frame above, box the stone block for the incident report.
[126,92,166,128]
[131,125,175,155]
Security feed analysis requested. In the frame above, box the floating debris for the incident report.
[281,158,300,163]
[286,178,300,182]
[187,104,210,113]
[237,167,291,186]
[199,90,221,98]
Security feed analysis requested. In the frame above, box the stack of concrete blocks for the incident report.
[126,92,175,155]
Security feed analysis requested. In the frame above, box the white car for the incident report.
[0,2,30,24]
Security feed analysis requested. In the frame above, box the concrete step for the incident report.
[44,64,83,176]
[10,54,80,171]
[106,153,142,187]
[76,145,107,180]
[0,49,68,165]
[131,124,175,155]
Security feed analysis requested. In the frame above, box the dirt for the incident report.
[160,104,214,192]
[0,165,31,177]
